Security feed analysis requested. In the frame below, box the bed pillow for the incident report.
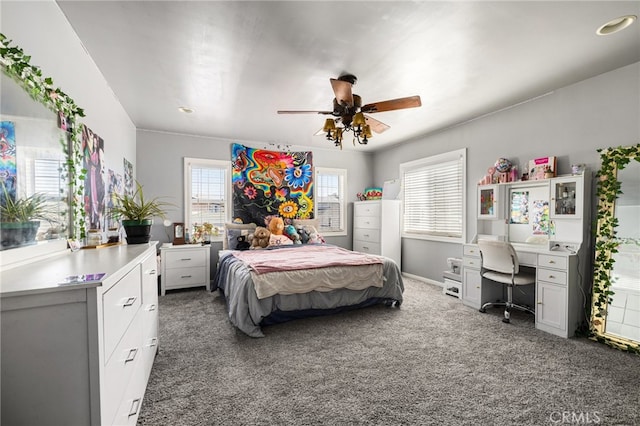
[292,218,319,229]
[224,222,257,249]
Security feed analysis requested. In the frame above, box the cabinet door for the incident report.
[462,268,482,309]
[550,176,583,219]
[477,185,503,219]
[536,281,567,333]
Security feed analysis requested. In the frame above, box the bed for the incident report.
[213,244,404,337]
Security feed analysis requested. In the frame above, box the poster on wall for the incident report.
[231,143,314,225]
[123,157,134,196]
[0,121,17,202]
[532,200,550,235]
[509,191,529,224]
[106,169,123,230]
[82,124,106,230]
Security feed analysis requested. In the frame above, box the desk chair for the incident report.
[477,240,535,323]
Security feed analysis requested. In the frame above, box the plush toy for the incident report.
[267,216,293,246]
[236,235,251,250]
[283,224,301,244]
[307,227,325,245]
[296,226,310,244]
[250,226,270,249]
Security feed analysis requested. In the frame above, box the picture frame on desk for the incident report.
[172,222,185,245]
[528,156,556,180]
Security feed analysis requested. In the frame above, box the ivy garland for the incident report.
[0,33,87,239]
[591,143,640,354]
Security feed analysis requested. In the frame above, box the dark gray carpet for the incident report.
[137,278,639,426]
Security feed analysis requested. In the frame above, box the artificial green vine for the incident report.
[591,143,640,353]
[0,33,87,239]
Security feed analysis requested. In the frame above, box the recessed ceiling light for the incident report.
[596,15,637,36]
[178,106,194,114]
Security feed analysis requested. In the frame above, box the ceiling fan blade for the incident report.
[330,78,354,107]
[364,115,391,134]
[361,95,422,113]
[277,110,333,114]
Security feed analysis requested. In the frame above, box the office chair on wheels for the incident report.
[477,239,535,323]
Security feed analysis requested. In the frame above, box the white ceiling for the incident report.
[56,1,640,152]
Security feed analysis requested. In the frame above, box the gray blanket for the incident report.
[215,247,404,337]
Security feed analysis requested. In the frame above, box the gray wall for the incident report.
[371,62,640,281]
[136,131,374,266]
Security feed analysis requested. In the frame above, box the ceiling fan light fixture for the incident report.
[352,112,366,127]
[596,15,637,35]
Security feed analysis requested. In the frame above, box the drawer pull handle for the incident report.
[122,297,137,307]
[148,269,157,275]
[363,234,370,237]
[128,398,141,417]
[537,301,543,305]
[181,275,192,278]
[180,258,192,261]
[362,246,369,250]
[148,304,156,311]
[149,337,158,347]
[548,275,555,279]
[548,260,556,264]
[125,348,138,363]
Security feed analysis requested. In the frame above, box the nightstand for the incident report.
[160,244,211,295]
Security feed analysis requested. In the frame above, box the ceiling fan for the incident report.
[277,73,421,149]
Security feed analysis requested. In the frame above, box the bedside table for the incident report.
[160,244,211,295]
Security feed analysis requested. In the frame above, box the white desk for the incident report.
[462,243,585,338]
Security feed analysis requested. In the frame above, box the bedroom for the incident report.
[1,1,639,425]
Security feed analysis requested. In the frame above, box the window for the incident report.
[400,149,466,242]
[184,158,230,239]
[315,167,347,236]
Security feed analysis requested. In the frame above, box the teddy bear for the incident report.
[296,226,310,244]
[236,235,251,250]
[250,226,270,249]
[283,224,301,244]
[267,216,293,247]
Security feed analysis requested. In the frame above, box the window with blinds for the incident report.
[315,167,347,236]
[400,149,466,242]
[184,158,230,234]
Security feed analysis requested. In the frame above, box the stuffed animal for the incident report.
[236,235,251,250]
[250,226,270,249]
[283,224,301,244]
[267,216,293,246]
[307,227,325,244]
[296,226,310,244]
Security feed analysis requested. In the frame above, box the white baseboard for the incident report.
[401,272,443,288]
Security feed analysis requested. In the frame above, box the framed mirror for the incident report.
[0,34,85,264]
[591,143,640,353]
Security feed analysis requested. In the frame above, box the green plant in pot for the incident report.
[110,181,173,244]
[0,185,52,250]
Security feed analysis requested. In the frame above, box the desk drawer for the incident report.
[538,268,567,285]
[354,228,380,243]
[164,249,206,268]
[538,254,567,270]
[463,256,481,269]
[463,245,480,258]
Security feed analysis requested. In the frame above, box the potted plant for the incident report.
[0,185,52,250]
[110,181,173,244]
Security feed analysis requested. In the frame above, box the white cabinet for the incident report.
[353,200,401,267]
[0,243,159,426]
[160,244,211,295]
[550,175,583,219]
[477,185,504,219]
[461,244,503,310]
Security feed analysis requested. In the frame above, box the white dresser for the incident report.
[0,242,159,425]
[353,200,401,267]
[160,244,211,295]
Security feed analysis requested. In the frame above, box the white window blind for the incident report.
[401,149,465,241]
[315,167,347,236]
[184,158,230,233]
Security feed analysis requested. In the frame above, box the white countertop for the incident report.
[0,242,158,297]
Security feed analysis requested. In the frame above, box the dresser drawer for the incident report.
[463,256,481,269]
[354,202,381,217]
[538,254,567,270]
[354,215,380,229]
[354,227,380,243]
[165,267,207,288]
[463,245,480,258]
[103,265,142,362]
[164,249,206,268]
[537,268,567,285]
[353,240,381,255]
[102,317,142,426]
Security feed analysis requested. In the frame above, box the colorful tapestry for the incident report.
[82,124,106,230]
[231,143,314,226]
[0,121,17,202]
